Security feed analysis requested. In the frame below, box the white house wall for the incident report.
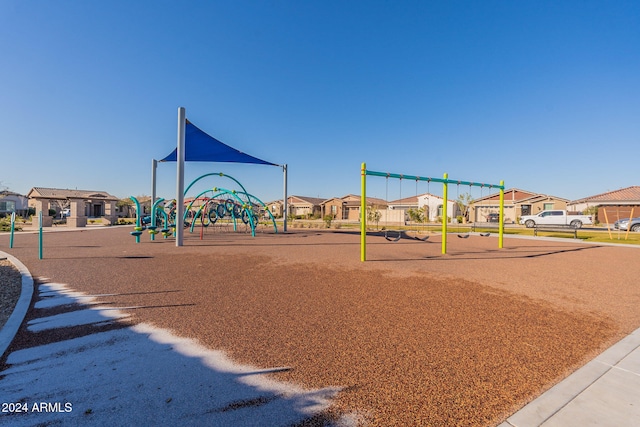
[0,194,29,216]
[416,195,459,222]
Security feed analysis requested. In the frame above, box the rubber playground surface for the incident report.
[2,226,640,426]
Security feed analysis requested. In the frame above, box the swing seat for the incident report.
[457,233,470,239]
[408,231,430,241]
[384,230,403,242]
[480,232,491,237]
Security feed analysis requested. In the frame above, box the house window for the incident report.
[331,205,337,214]
[543,203,554,210]
[0,200,16,212]
[437,204,443,217]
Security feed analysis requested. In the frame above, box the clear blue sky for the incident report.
[1,1,638,203]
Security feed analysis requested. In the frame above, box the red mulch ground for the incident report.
[2,227,639,426]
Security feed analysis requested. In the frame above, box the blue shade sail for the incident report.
[160,120,278,166]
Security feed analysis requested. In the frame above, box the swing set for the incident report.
[382,174,432,242]
[452,181,493,238]
[360,162,505,261]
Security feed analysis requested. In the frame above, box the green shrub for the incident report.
[0,216,22,232]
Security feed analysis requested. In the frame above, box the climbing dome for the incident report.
[177,172,277,237]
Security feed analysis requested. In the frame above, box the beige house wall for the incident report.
[527,199,567,214]
[378,209,405,225]
[33,199,53,227]
[469,189,568,224]
[322,199,345,220]
[290,204,318,217]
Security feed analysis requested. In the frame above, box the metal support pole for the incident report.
[499,180,505,248]
[175,107,186,247]
[442,173,448,254]
[9,212,15,248]
[151,159,157,204]
[361,162,367,262]
[283,164,288,232]
[38,211,43,259]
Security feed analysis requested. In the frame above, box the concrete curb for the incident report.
[0,250,34,358]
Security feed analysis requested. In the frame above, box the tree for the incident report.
[407,207,426,223]
[117,198,135,218]
[367,205,382,230]
[50,199,70,217]
[583,205,599,225]
[456,192,473,223]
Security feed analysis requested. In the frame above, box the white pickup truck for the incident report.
[519,210,593,229]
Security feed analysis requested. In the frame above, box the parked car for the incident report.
[614,217,640,232]
[519,210,593,228]
[486,213,500,223]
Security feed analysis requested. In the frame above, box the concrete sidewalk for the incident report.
[499,326,640,426]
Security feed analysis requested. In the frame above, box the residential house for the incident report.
[321,194,388,222]
[267,195,325,219]
[287,195,325,218]
[342,194,370,221]
[569,186,640,224]
[266,200,283,218]
[319,193,460,225]
[0,191,29,217]
[321,197,347,221]
[27,187,119,227]
[387,193,461,223]
[470,188,568,224]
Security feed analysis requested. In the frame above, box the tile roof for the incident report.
[288,195,326,206]
[475,188,539,202]
[388,195,419,205]
[574,186,640,202]
[0,190,26,198]
[341,195,388,206]
[28,187,119,200]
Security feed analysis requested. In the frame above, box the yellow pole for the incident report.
[442,173,448,254]
[603,208,612,239]
[499,180,504,249]
[625,208,635,240]
[361,162,367,262]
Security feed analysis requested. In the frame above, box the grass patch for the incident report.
[472,226,640,245]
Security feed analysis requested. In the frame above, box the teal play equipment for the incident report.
[129,196,144,243]
[129,196,173,243]
[182,172,277,238]
[130,172,276,242]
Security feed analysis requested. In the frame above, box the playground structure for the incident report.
[160,108,287,247]
[130,172,277,242]
[360,162,505,261]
